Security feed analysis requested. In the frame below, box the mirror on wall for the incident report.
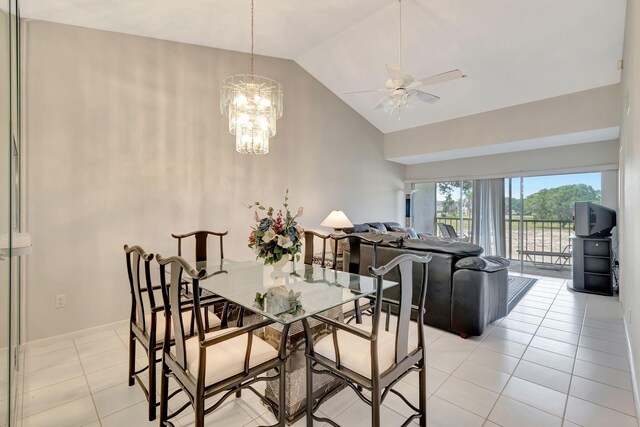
[1,2,12,424]
[1,0,21,424]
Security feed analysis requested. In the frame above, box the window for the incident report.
[435,181,473,238]
[505,172,602,265]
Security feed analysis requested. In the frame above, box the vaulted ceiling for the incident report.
[21,0,627,134]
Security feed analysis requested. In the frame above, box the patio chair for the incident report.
[437,222,469,241]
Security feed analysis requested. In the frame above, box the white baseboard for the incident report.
[622,316,640,421]
[22,319,129,351]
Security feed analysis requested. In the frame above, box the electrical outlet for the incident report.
[55,294,66,308]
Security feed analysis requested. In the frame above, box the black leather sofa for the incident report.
[344,222,509,337]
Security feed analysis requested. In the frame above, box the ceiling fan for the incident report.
[344,0,465,115]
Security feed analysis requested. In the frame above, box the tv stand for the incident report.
[567,236,613,296]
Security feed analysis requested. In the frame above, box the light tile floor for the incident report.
[17,275,639,427]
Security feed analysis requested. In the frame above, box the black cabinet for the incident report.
[568,237,613,296]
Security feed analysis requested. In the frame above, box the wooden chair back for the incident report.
[369,253,432,367]
[124,245,156,333]
[331,234,382,273]
[171,230,228,263]
[156,254,206,371]
[303,231,332,267]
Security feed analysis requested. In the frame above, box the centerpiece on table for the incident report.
[247,189,304,277]
[254,287,303,317]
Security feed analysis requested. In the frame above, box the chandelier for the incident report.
[220,0,283,155]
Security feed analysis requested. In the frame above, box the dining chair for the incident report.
[329,234,381,274]
[303,230,333,268]
[124,244,222,421]
[171,230,228,263]
[156,254,288,427]
[303,252,432,427]
[172,229,229,330]
[330,234,382,323]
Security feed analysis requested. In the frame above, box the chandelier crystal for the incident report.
[220,75,283,155]
[220,0,283,155]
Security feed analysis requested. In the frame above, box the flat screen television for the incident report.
[574,201,616,238]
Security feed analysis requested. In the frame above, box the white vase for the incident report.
[271,256,289,279]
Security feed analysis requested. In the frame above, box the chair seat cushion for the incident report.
[314,323,418,379]
[145,308,221,342]
[184,328,278,386]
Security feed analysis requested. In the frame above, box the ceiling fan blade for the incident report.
[344,89,391,94]
[373,97,391,110]
[385,63,404,81]
[403,74,415,86]
[416,69,464,87]
[374,100,386,110]
[412,90,440,104]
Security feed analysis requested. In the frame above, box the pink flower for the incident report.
[273,216,284,233]
[296,207,304,218]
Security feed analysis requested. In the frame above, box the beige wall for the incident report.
[405,140,619,182]
[619,0,640,413]
[386,85,621,163]
[22,20,404,341]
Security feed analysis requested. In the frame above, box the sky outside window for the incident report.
[436,173,601,201]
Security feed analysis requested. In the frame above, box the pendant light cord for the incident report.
[251,0,255,75]
[398,0,402,68]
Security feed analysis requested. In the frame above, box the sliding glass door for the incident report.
[505,172,602,273]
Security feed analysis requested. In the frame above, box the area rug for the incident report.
[507,276,538,313]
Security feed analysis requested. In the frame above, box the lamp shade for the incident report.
[320,210,353,229]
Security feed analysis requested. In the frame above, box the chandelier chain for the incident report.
[399,0,402,68]
[251,0,254,75]
[220,0,282,155]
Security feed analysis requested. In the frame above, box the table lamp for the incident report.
[320,210,353,232]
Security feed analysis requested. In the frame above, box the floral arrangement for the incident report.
[247,189,304,264]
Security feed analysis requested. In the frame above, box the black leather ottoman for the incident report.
[451,256,510,338]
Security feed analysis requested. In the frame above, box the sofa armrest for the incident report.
[455,256,510,272]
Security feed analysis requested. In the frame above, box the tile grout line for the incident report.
[18,335,110,424]
[436,278,636,424]
[499,281,636,422]
[425,279,554,423]
[482,277,563,424]
[425,277,562,423]
[558,282,589,424]
[73,334,105,427]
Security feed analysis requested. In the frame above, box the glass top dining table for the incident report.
[191,259,397,325]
